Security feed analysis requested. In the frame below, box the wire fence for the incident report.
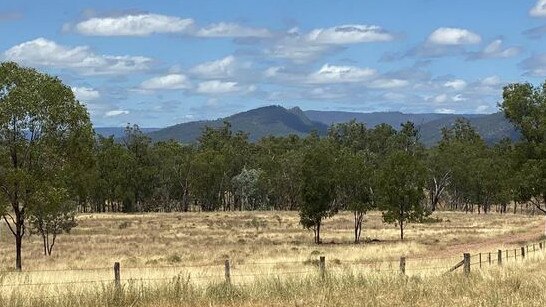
[0,240,544,291]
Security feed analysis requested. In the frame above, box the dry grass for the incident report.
[0,211,545,306]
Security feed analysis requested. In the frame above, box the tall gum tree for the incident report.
[501,81,546,234]
[0,62,93,270]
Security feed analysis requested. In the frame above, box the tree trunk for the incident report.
[315,222,321,244]
[399,220,404,241]
[15,223,22,271]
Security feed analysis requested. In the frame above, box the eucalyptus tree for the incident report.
[378,151,428,241]
[0,62,93,270]
[501,81,546,215]
[299,138,338,244]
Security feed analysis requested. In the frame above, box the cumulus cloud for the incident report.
[196,80,255,95]
[105,109,130,117]
[71,14,194,36]
[427,27,481,45]
[72,87,100,101]
[190,56,239,79]
[195,22,271,38]
[367,79,409,89]
[266,25,394,63]
[306,64,376,84]
[139,74,191,90]
[444,79,467,90]
[530,0,546,17]
[520,53,546,77]
[435,108,455,114]
[306,25,394,44]
[4,38,152,75]
[466,39,521,60]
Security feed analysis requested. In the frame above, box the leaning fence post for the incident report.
[399,257,406,275]
[224,259,231,284]
[521,246,525,259]
[114,262,120,288]
[463,253,470,276]
[497,250,502,266]
[319,256,326,280]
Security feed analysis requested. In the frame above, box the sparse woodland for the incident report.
[0,62,545,289]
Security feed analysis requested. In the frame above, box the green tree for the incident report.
[336,149,375,243]
[378,151,428,240]
[500,81,546,214]
[29,187,77,256]
[299,139,337,244]
[0,62,93,270]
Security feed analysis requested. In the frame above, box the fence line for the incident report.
[0,239,544,289]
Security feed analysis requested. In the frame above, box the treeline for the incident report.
[80,110,540,217]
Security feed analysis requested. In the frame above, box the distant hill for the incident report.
[418,112,520,146]
[147,105,328,142]
[94,106,519,146]
[305,109,518,146]
[95,127,160,138]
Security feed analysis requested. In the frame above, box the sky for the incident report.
[1,0,546,127]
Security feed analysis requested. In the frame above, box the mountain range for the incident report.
[96,105,519,147]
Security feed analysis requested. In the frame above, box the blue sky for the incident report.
[1,0,546,127]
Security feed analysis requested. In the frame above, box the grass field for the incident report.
[0,211,545,306]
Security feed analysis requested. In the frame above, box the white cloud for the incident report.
[530,0,546,17]
[306,64,376,84]
[467,39,521,60]
[368,78,409,89]
[196,80,254,95]
[475,105,489,113]
[452,94,467,102]
[105,110,129,117]
[481,75,501,86]
[444,79,467,90]
[4,38,152,75]
[306,25,393,44]
[433,94,449,103]
[73,14,194,36]
[427,27,481,45]
[190,56,238,79]
[435,108,455,114]
[266,25,393,63]
[196,22,271,38]
[72,87,100,101]
[140,74,191,90]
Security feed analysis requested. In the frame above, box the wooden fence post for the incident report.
[488,252,491,265]
[540,242,543,250]
[514,249,517,260]
[319,256,326,280]
[463,253,470,276]
[399,257,406,275]
[505,250,508,261]
[479,253,482,268]
[497,250,502,266]
[521,246,525,259]
[533,244,536,253]
[114,262,120,288]
[224,259,231,284]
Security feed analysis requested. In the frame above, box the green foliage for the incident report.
[299,139,337,244]
[378,151,428,240]
[0,61,93,269]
